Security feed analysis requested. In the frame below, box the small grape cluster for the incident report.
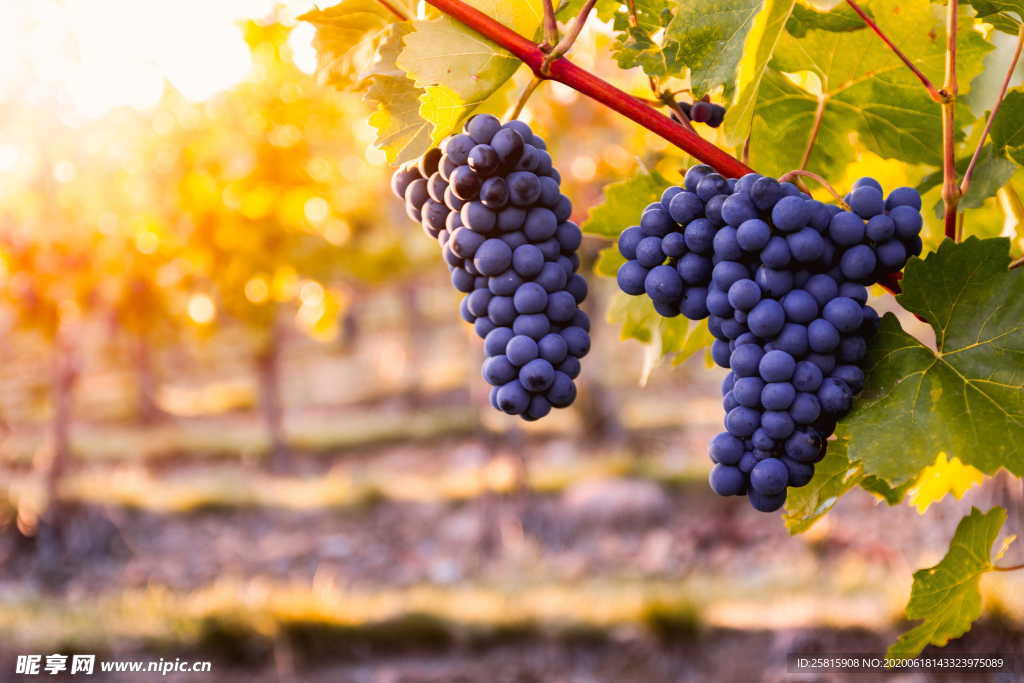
[615,165,923,511]
[673,100,726,128]
[391,115,590,421]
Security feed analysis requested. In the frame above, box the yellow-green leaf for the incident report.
[908,454,985,514]
[723,0,797,146]
[888,507,1015,658]
[581,168,670,239]
[364,25,432,164]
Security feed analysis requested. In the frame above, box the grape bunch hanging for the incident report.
[615,165,923,511]
[391,115,590,421]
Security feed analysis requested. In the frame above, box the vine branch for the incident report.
[420,0,753,176]
[779,169,850,208]
[845,0,948,103]
[541,0,597,74]
[960,25,1024,198]
[941,0,960,240]
[541,0,558,49]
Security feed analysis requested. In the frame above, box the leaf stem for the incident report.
[541,0,558,49]
[941,0,960,240]
[845,0,948,103]
[421,0,754,177]
[993,562,1024,571]
[509,77,544,119]
[541,0,597,74]
[798,95,828,171]
[1010,254,1024,270]
[778,169,850,208]
[960,25,1024,198]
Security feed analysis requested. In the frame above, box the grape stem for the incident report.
[541,0,559,49]
[960,25,1024,199]
[1010,254,1024,270]
[541,0,597,74]
[941,0,960,240]
[418,0,753,177]
[778,169,850,209]
[509,77,544,119]
[844,0,949,104]
[993,562,1024,571]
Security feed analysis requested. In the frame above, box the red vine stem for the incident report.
[845,0,948,104]
[421,0,754,178]
[941,0,960,239]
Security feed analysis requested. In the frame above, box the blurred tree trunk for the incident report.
[337,296,362,355]
[45,337,78,518]
[134,331,167,425]
[401,283,425,409]
[256,317,288,469]
[574,276,626,444]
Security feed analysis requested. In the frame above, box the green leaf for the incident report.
[747,70,854,178]
[364,25,432,164]
[965,0,1024,33]
[784,439,864,534]
[594,244,626,278]
[664,0,764,98]
[722,0,797,145]
[610,0,679,77]
[785,1,870,38]
[991,88,1024,165]
[839,237,1024,485]
[397,0,540,140]
[757,0,991,172]
[888,507,1014,658]
[581,168,670,239]
[607,293,712,382]
[918,145,1017,218]
[299,0,416,90]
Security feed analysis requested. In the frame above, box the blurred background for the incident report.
[0,1,1021,681]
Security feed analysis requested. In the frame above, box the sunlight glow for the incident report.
[0,0,318,124]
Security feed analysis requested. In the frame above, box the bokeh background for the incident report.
[0,1,1021,681]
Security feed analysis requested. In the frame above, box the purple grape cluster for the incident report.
[390,115,590,421]
[615,165,924,511]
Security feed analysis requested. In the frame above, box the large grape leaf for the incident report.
[664,0,764,98]
[839,237,1024,485]
[888,507,1015,658]
[364,25,432,164]
[299,0,417,90]
[785,1,870,38]
[722,0,797,145]
[991,88,1024,165]
[757,0,991,171]
[965,0,1024,34]
[397,0,539,139]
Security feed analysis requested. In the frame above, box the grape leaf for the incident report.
[722,0,797,145]
[364,25,432,164]
[610,0,678,77]
[580,168,670,238]
[908,454,985,514]
[664,0,764,98]
[965,0,1024,34]
[747,70,855,178]
[917,145,1017,218]
[784,439,864,534]
[397,0,539,139]
[759,0,991,171]
[594,245,626,278]
[839,237,1024,485]
[299,0,416,90]
[785,1,869,38]
[991,88,1024,165]
[888,507,1015,658]
[607,293,711,382]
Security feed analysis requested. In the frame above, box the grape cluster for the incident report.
[673,100,726,128]
[615,165,923,511]
[390,115,590,420]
